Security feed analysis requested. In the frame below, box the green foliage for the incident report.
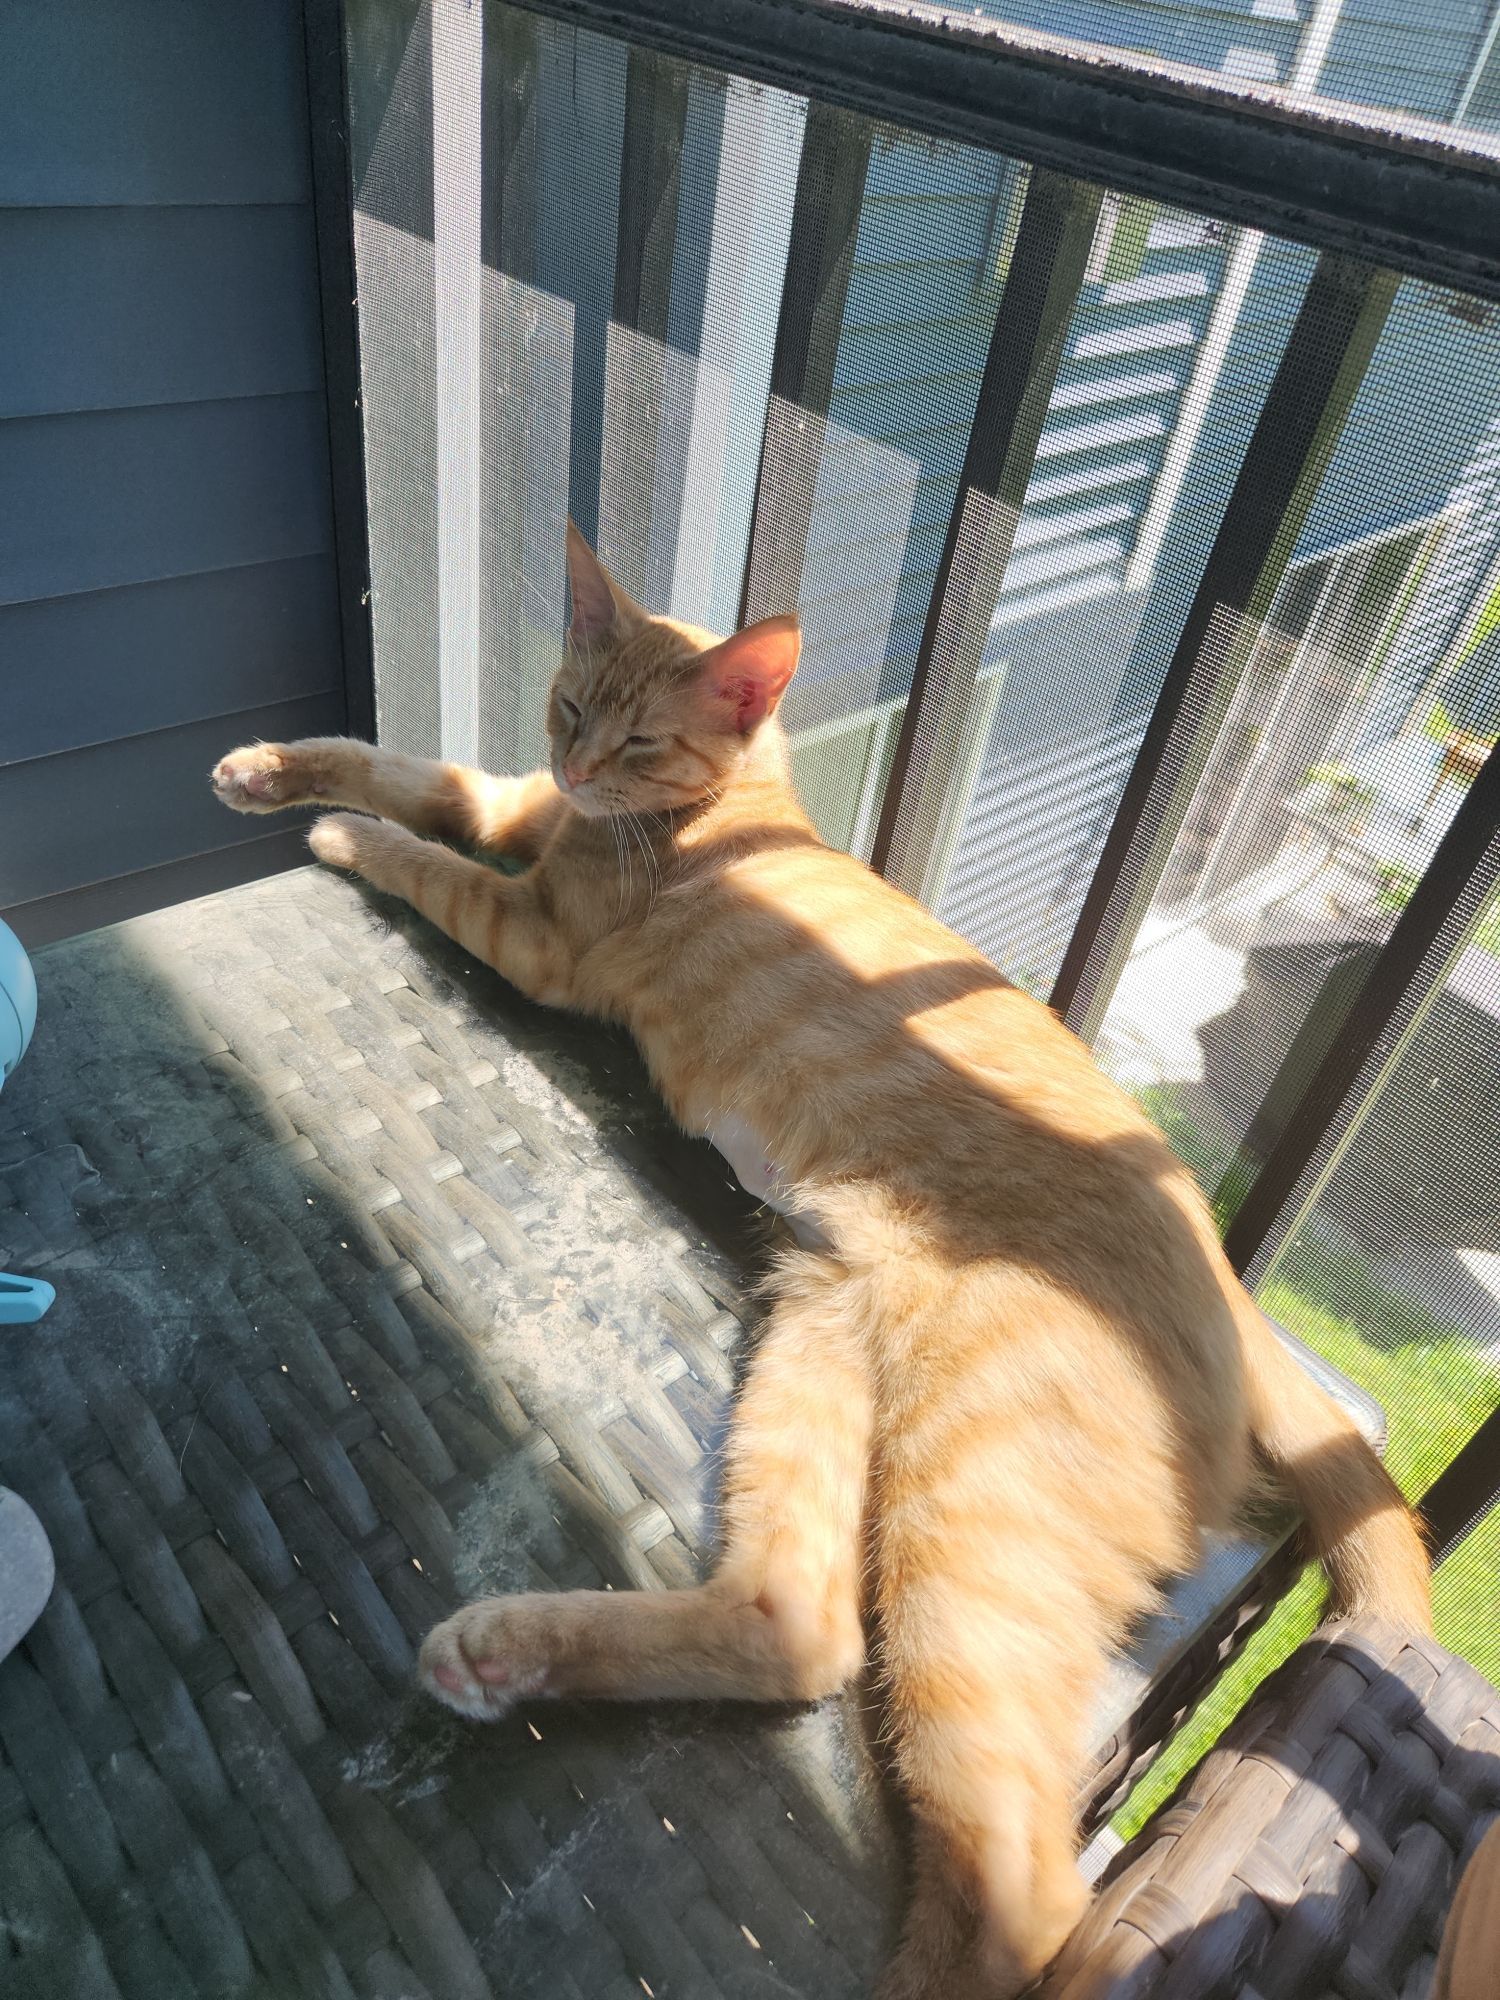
[1454,568,1500,668]
[1423,699,1456,742]
[1136,1083,1224,1192]
[1420,695,1495,748]
[1302,762,1376,818]
[1262,1235,1500,1500]
[1111,1574,1325,1841]
[1375,862,1419,912]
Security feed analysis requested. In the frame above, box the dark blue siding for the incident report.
[3,397,333,606]
[1322,0,1492,119]
[969,0,1488,116]
[0,0,311,206]
[1301,283,1500,554]
[792,146,1225,724]
[1,559,340,766]
[0,206,324,419]
[0,696,344,912]
[1,0,344,943]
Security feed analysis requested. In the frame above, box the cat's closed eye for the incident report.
[557,696,582,724]
[624,734,659,751]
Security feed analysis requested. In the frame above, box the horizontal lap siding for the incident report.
[0,0,312,205]
[0,559,340,768]
[939,712,1142,984]
[0,697,344,913]
[800,143,1226,714]
[1320,0,1487,121]
[793,139,1222,884]
[0,0,344,943]
[968,0,1486,116]
[0,206,323,420]
[792,148,998,727]
[968,0,1302,83]
[2,398,334,608]
[1300,285,1500,558]
[930,229,1305,979]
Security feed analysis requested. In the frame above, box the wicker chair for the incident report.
[1047,1620,1500,2000]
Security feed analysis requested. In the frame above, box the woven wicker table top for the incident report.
[0,866,899,1999]
[0,864,1403,1998]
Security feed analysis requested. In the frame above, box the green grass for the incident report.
[1110,1572,1326,1841]
[1261,1232,1500,1679]
[1110,1084,1500,1841]
[1262,1232,1500,1502]
[1137,1083,1230,1190]
[1433,1503,1500,1677]
[1451,570,1500,672]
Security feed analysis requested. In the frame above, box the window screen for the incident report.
[933,219,1317,988]
[343,0,1500,1688]
[1245,824,1500,1679]
[1092,288,1500,1188]
[961,0,1500,130]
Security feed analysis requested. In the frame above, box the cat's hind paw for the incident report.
[419,1599,554,1722]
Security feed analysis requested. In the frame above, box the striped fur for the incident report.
[213,532,1429,1997]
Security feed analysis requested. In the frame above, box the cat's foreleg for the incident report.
[308,813,575,1006]
[418,1276,873,1715]
[214,737,566,862]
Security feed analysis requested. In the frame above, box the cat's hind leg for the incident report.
[419,1271,873,1716]
[873,1516,1097,1999]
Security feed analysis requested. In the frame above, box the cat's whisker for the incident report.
[615,814,633,915]
[608,813,631,923]
[632,817,653,907]
[639,814,665,904]
[624,812,661,915]
[618,814,636,922]
[637,824,652,905]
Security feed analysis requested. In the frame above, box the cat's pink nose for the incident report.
[562,759,588,789]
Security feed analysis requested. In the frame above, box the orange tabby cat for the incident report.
[213,525,1430,1999]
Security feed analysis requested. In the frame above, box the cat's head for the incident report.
[546,523,801,818]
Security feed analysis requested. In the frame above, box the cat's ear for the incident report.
[693,614,801,734]
[565,519,644,644]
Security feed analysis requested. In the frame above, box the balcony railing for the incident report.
[325,0,1500,1599]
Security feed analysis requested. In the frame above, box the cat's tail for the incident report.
[1232,1285,1432,1630]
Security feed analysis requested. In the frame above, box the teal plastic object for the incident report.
[0,914,36,1083]
[0,915,54,1325]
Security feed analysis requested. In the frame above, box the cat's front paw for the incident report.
[213,742,322,812]
[419,1598,555,1721]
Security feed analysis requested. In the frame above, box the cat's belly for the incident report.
[704,1112,829,1252]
